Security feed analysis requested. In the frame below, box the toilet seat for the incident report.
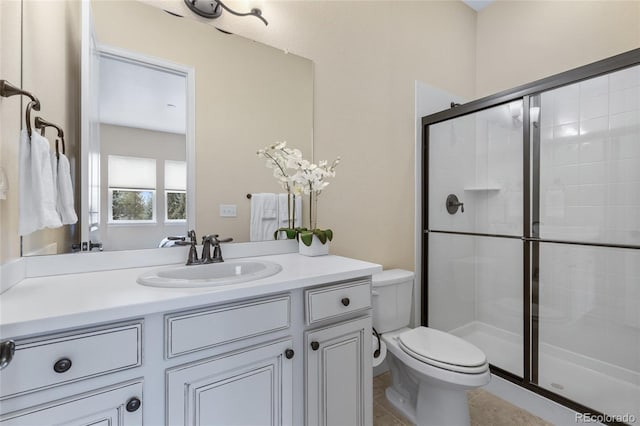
[397,327,488,374]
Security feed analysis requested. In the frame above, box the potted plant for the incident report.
[256,142,301,239]
[257,142,340,256]
[289,157,339,256]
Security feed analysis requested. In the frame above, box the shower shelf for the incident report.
[463,186,501,192]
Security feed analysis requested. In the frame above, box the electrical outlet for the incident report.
[219,204,237,217]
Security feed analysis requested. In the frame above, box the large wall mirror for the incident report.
[20,0,313,256]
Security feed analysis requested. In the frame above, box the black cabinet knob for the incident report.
[341,297,350,307]
[53,358,72,373]
[0,340,15,370]
[310,341,319,351]
[126,397,141,413]
[285,349,294,359]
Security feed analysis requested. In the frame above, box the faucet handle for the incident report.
[187,229,197,243]
[205,235,233,244]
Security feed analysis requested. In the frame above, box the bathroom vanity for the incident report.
[0,249,380,425]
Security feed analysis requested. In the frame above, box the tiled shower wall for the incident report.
[429,102,523,236]
[539,243,640,373]
[537,63,640,378]
[539,65,640,246]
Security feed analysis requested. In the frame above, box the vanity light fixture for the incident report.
[183,0,268,26]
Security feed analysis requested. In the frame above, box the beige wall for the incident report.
[476,0,640,97]
[22,0,80,256]
[0,0,22,263]
[92,0,313,244]
[2,0,638,271]
[156,0,479,269]
[3,0,475,268]
[203,0,638,270]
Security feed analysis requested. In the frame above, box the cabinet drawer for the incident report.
[305,278,371,325]
[0,322,142,399]
[0,380,143,425]
[166,295,290,358]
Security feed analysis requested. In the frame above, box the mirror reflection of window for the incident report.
[165,160,186,222]
[107,155,156,223]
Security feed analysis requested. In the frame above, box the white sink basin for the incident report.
[137,260,282,288]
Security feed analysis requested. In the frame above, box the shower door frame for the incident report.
[420,48,640,422]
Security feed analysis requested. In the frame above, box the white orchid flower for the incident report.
[257,141,340,231]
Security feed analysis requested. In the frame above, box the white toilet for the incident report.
[372,269,490,426]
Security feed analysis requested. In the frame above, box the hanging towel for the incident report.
[277,193,302,229]
[0,167,8,200]
[250,193,279,241]
[19,130,62,235]
[54,153,78,225]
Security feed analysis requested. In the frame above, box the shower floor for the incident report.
[451,321,640,421]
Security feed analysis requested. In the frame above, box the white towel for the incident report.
[19,130,62,235]
[54,153,78,224]
[277,193,302,229]
[0,167,8,200]
[250,193,279,241]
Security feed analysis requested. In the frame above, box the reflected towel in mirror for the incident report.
[250,193,279,241]
[54,153,78,225]
[277,193,301,229]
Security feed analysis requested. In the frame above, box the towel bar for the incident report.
[0,80,41,136]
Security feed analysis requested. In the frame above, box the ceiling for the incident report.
[99,55,186,134]
[461,0,495,12]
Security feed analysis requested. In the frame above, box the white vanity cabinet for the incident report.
[0,253,380,426]
[304,279,373,426]
[166,338,294,426]
[0,381,143,426]
[164,294,295,426]
[0,322,143,426]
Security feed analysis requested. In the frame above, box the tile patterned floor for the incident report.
[373,373,553,426]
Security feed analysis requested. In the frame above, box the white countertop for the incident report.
[0,253,382,338]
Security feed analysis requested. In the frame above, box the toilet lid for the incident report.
[397,327,487,372]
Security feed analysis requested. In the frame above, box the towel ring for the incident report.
[25,100,41,137]
[34,116,65,158]
[53,138,66,159]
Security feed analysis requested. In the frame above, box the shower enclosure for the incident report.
[422,49,640,423]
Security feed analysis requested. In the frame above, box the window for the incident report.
[165,160,186,222]
[108,155,156,223]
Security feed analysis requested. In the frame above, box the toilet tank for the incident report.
[372,269,415,333]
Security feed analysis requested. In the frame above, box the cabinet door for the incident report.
[166,338,294,426]
[306,316,372,426]
[0,381,142,426]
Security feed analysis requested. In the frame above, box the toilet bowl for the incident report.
[372,270,490,426]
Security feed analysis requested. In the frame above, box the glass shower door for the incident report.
[427,101,525,377]
[534,65,640,421]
